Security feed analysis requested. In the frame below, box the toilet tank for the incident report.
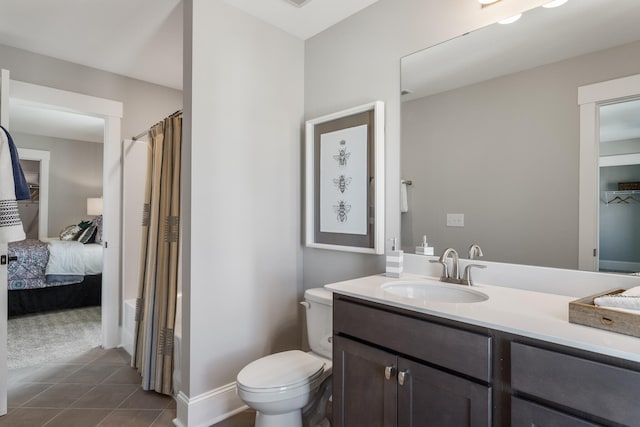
[303,288,333,359]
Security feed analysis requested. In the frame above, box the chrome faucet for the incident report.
[430,247,459,283]
[431,247,487,286]
[468,244,483,260]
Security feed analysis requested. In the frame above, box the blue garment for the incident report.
[0,125,30,200]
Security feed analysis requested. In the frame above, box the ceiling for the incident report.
[1,0,379,142]
[0,0,380,91]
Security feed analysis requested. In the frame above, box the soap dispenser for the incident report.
[386,238,403,278]
[415,235,434,256]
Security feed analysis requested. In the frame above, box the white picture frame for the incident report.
[305,101,385,254]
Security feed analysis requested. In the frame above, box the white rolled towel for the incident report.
[400,180,408,213]
[0,130,25,243]
[594,286,640,311]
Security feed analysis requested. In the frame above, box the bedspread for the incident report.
[8,239,103,290]
[7,239,49,290]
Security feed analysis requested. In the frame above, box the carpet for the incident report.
[8,306,102,369]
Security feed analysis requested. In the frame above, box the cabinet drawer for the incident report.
[512,397,601,427]
[334,298,491,382]
[511,342,640,426]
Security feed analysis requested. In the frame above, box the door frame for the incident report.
[578,73,640,270]
[16,148,50,240]
[9,80,124,347]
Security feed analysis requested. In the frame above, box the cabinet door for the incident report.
[333,335,397,427]
[397,357,491,427]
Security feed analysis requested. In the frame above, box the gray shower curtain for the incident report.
[132,112,182,395]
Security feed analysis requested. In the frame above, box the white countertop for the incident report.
[325,273,640,363]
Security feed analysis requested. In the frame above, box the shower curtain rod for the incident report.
[131,130,148,141]
[131,109,183,141]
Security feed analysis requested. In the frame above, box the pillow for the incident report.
[91,215,103,243]
[77,224,97,244]
[77,220,92,231]
[59,225,81,241]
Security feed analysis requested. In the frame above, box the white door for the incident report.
[579,74,640,271]
[598,99,640,272]
[0,68,11,415]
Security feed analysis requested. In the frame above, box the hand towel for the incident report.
[0,130,26,243]
[400,180,409,213]
[594,286,640,311]
[0,125,29,200]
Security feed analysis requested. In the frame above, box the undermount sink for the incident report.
[381,280,489,304]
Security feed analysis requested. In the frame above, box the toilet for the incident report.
[236,288,333,427]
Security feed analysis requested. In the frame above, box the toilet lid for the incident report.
[237,350,325,392]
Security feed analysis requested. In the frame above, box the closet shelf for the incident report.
[603,190,640,205]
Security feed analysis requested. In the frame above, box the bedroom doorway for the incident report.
[0,72,123,415]
[8,79,123,348]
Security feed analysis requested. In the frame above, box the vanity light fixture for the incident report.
[543,0,568,8]
[498,13,522,24]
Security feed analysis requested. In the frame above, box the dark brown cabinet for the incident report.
[511,342,640,426]
[511,397,601,427]
[333,296,492,427]
[397,357,491,427]
[332,292,640,426]
[333,336,397,427]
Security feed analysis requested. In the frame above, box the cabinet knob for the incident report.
[398,370,409,386]
[384,365,396,380]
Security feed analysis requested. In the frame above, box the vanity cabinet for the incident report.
[333,295,492,427]
[511,342,640,426]
[331,292,640,426]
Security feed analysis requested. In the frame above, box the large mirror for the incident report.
[400,0,640,271]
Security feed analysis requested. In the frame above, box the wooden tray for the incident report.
[569,289,640,338]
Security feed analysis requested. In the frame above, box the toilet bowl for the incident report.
[237,350,331,427]
[236,288,333,427]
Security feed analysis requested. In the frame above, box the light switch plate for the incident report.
[446,213,464,227]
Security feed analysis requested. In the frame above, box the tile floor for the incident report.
[4,346,256,427]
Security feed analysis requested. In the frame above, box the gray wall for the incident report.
[0,43,182,139]
[401,40,640,269]
[303,0,549,288]
[181,0,304,409]
[14,132,103,237]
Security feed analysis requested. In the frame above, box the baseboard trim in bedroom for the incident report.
[175,383,247,427]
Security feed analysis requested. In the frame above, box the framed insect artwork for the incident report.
[305,101,385,254]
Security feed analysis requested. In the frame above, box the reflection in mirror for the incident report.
[400,0,640,271]
[599,99,640,272]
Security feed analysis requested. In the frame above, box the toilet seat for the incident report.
[237,350,326,394]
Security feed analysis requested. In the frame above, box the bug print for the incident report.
[333,175,352,193]
[333,200,351,223]
[333,139,351,168]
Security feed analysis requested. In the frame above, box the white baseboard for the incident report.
[173,382,248,427]
[599,259,640,273]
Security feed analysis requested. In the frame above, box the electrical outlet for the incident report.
[446,213,464,227]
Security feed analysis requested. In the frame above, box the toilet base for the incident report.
[255,410,302,427]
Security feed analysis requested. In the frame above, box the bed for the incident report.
[7,239,103,317]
